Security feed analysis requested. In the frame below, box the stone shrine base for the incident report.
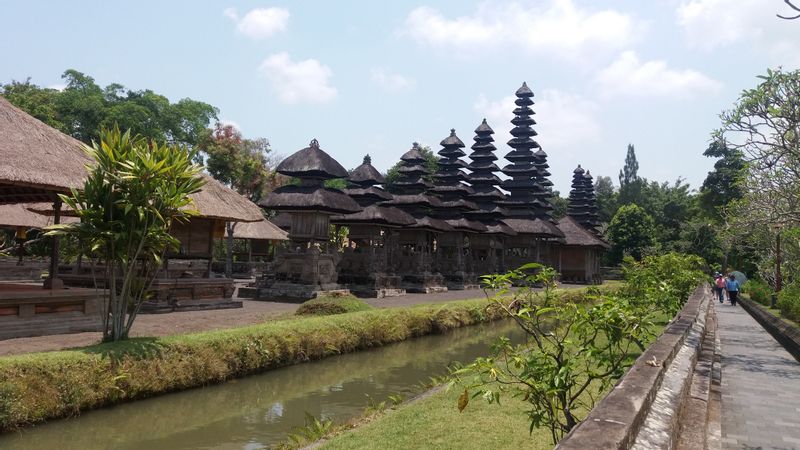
[252,282,351,303]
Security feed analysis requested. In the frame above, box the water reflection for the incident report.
[0,320,524,450]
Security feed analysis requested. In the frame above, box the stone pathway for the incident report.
[716,301,800,449]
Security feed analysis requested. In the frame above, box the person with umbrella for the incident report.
[726,273,741,306]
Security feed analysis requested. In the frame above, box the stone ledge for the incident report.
[739,297,800,362]
[556,284,709,450]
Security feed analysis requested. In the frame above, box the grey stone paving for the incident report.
[716,301,800,450]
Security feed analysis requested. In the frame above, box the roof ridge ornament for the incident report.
[310,138,320,149]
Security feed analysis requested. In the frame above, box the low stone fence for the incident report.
[557,283,713,450]
[0,286,104,340]
[739,297,800,362]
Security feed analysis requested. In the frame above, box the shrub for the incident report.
[777,283,800,322]
[743,280,772,306]
[295,295,374,316]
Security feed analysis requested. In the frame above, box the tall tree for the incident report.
[698,140,746,221]
[618,144,643,206]
[549,190,568,219]
[594,175,618,224]
[608,204,655,262]
[199,123,274,277]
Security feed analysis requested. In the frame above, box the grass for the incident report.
[295,294,373,316]
[742,293,800,329]
[317,304,670,450]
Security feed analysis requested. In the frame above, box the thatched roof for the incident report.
[27,175,264,223]
[445,218,488,233]
[259,185,362,214]
[0,96,92,204]
[349,156,385,186]
[331,205,415,227]
[276,139,348,179]
[192,174,263,222]
[502,218,565,238]
[557,216,610,248]
[412,216,453,232]
[484,221,517,236]
[231,218,288,241]
[0,204,77,229]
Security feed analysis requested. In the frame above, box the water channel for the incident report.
[0,320,526,450]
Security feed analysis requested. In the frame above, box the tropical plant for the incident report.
[608,204,655,262]
[48,126,205,341]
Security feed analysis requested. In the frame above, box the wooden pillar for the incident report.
[43,197,63,289]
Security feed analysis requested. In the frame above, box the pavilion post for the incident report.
[43,197,64,289]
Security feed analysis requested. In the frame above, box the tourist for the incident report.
[725,274,740,306]
[714,273,726,303]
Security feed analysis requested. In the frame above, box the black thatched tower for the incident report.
[257,139,360,300]
[465,119,516,274]
[332,155,414,298]
[384,143,450,293]
[429,129,485,289]
[567,165,599,233]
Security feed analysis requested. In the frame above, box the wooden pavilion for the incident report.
[226,217,288,274]
[332,155,415,297]
[0,96,103,338]
[257,139,361,301]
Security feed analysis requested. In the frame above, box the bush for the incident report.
[743,280,772,306]
[295,295,374,316]
[777,283,800,322]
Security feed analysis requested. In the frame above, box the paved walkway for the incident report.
[716,301,800,449]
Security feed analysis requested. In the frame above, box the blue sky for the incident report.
[1,0,798,193]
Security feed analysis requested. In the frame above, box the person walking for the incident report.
[714,273,726,303]
[726,274,740,306]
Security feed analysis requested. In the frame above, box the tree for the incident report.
[2,69,218,147]
[199,122,275,277]
[384,145,438,188]
[49,127,205,341]
[698,140,746,221]
[550,190,568,219]
[608,204,655,261]
[594,175,618,224]
[618,144,643,206]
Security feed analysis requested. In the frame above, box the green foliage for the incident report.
[454,255,705,444]
[2,70,218,146]
[699,140,746,222]
[777,283,800,322]
[549,190,568,219]
[618,143,643,206]
[0,297,511,432]
[199,123,274,203]
[743,280,772,306]
[608,204,655,262]
[594,175,618,224]
[48,127,205,341]
[287,413,333,446]
[295,295,374,316]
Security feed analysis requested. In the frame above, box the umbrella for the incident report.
[729,271,748,285]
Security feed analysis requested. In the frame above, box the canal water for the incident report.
[0,320,526,450]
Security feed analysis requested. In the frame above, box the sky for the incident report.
[1,0,798,194]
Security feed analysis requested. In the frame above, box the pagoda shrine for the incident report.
[429,129,486,289]
[257,139,361,300]
[498,82,564,270]
[332,155,414,298]
[384,143,451,293]
[556,165,608,283]
[465,119,516,275]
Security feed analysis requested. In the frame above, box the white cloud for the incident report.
[594,51,722,98]
[224,7,289,40]
[218,119,241,131]
[401,0,640,61]
[473,88,601,154]
[258,52,337,104]
[370,68,415,92]
[677,0,799,64]
[47,83,66,91]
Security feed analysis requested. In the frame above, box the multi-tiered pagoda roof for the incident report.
[260,139,361,215]
[498,83,562,237]
[429,129,486,233]
[566,165,600,233]
[332,155,414,227]
[385,143,452,232]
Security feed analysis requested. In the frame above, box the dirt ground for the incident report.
[0,285,581,357]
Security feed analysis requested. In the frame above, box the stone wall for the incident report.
[739,296,800,362]
[556,284,713,450]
